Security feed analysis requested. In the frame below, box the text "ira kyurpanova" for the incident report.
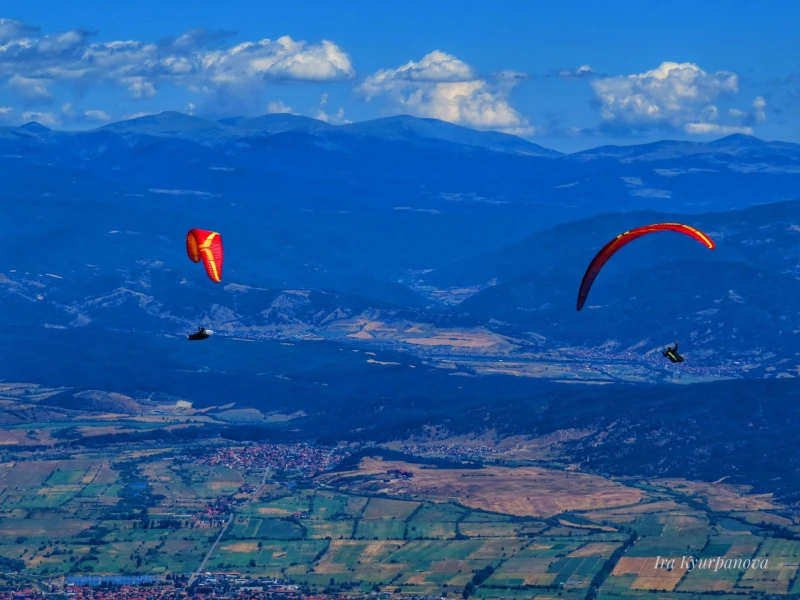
[656,556,769,572]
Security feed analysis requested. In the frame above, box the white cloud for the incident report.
[751,96,766,123]
[60,103,112,122]
[684,123,753,135]
[313,93,349,124]
[631,188,672,198]
[362,51,475,90]
[267,100,295,114]
[123,77,157,99]
[121,111,157,120]
[725,96,767,130]
[360,51,534,135]
[21,110,59,126]
[0,107,12,114]
[257,37,353,81]
[0,19,38,42]
[315,107,351,124]
[556,65,594,79]
[6,74,52,99]
[591,62,740,132]
[83,109,111,121]
[0,20,355,107]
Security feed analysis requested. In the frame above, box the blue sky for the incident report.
[2,0,798,151]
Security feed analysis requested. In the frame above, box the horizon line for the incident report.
[10,110,775,156]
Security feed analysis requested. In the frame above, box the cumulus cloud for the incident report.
[60,103,112,123]
[723,96,767,131]
[591,62,743,134]
[124,77,157,99]
[750,96,766,123]
[84,109,111,121]
[316,107,350,124]
[314,93,350,124]
[360,51,534,136]
[266,100,295,114]
[0,18,355,109]
[362,51,475,91]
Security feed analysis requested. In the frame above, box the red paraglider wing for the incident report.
[576,223,714,311]
[186,230,203,263]
[186,229,224,283]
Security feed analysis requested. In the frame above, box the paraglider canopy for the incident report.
[576,222,715,311]
[187,229,223,283]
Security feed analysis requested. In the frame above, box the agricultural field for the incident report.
[317,458,643,517]
[0,449,226,579]
[0,437,800,598]
[211,484,564,596]
[583,485,800,597]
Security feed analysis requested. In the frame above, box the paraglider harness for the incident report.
[188,327,210,341]
[662,343,683,363]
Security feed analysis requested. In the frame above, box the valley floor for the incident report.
[0,419,799,599]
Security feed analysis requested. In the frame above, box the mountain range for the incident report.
[2,111,800,385]
[3,111,800,215]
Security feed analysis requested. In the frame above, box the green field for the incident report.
[0,437,800,599]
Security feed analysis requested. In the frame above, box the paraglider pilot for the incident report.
[662,343,683,363]
[188,327,211,341]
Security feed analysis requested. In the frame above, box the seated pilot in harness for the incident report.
[662,342,683,363]
[187,327,212,341]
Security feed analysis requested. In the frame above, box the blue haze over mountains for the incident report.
[3,110,800,388]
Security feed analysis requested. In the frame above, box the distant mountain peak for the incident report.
[218,113,331,134]
[708,133,764,146]
[718,132,759,141]
[338,114,562,157]
[571,131,795,162]
[367,114,436,126]
[20,121,51,134]
[105,110,221,128]
[97,111,237,143]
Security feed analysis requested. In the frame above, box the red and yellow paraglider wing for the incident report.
[576,223,714,311]
[186,230,203,263]
[659,223,715,250]
[186,229,224,283]
[199,232,223,283]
